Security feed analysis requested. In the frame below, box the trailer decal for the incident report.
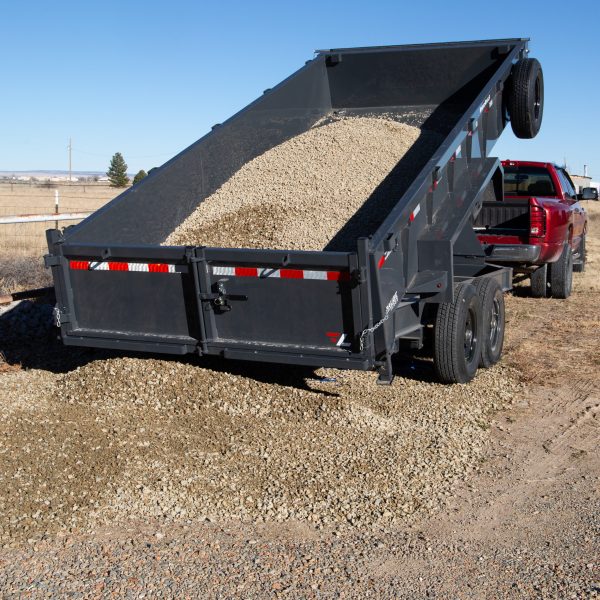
[326,331,351,348]
[69,260,177,274]
[211,266,350,282]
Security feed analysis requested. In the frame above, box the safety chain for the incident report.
[359,291,399,352]
[53,306,61,328]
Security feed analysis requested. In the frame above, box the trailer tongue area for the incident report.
[46,39,543,384]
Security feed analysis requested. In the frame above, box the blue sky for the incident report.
[1,0,599,178]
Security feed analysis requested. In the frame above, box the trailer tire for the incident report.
[434,283,482,384]
[507,58,544,139]
[474,278,505,368]
[530,263,548,298]
[549,244,573,299]
[573,235,586,273]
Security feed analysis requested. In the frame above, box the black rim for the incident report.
[464,308,478,363]
[489,297,501,351]
[533,74,542,120]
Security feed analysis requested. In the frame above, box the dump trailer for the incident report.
[46,39,544,384]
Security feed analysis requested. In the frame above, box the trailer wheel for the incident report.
[474,279,505,368]
[549,244,573,299]
[573,235,586,273]
[434,283,482,384]
[507,58,544,139]
[530,263,548,298]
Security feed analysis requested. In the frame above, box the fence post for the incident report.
[54,190,59,230]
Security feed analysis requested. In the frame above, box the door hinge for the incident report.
[44,255,62,268]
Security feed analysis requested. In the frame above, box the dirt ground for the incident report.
[0,202,597,597]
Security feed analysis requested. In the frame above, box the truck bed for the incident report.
[474,200,530,236]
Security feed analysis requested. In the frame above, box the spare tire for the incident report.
[507,58,544,139]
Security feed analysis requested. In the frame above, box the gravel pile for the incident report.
[0,347,521,542]
[165,117,440,251]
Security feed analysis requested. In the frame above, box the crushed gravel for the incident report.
[165,117,440,251]
[0,334,522,542]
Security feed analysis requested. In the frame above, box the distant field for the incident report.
[0,181,121,257]
[0,181,122,293]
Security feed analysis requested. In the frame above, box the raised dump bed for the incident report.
[46,39,544,383]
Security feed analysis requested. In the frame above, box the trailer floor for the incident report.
[0,204,598,597]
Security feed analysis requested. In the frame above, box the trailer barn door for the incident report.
[195,249,361,354]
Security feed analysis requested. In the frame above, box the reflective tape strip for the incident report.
[212,266,350,281]
[409,204,421,222]
[70,260,176,273]
[70,260,90,270]
[378,250,392,269]
[304,270,327,280]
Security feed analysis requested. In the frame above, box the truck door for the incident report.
[558,168,586,241]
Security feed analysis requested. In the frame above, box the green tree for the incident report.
[132,169,147,186]
[107,152,130,187]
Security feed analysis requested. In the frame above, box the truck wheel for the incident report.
[474,278,505,368]
[530,263,548,298]
[549,244,573,299]
[434,283,482,384]
[507,58,544,139]
[573,235,586,273]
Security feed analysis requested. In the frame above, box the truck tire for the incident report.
[434,283,482,384]
[507,58,544,139]
[530,263,548,298]
[573,235,586,273]
[549,244,573,299]
[474,278,505,368]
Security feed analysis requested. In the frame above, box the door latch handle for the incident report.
[199,281,247,312]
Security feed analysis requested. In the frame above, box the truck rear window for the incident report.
[504,166,556,197]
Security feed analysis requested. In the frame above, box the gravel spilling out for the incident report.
[165,117,440,251]
[0,350,521,541]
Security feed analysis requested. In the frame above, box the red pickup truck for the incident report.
[474,161,587,298]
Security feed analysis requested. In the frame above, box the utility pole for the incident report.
[68,137,72,182]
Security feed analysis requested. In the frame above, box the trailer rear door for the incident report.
[195,248,362,356]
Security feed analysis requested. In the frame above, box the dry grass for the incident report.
[504,200,600,383]
[0,182,120,291]
[585,199,600,225]
[0,255,51,295]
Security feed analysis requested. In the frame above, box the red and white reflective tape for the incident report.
[409,203,421,222]
[70,260,176,273]
[212,266,350,282]
[451,144,462,162]
[378,203,421,269]
[378,250,392,269]
[479,94,492,115]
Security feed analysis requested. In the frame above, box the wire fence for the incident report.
[0,182,119,257]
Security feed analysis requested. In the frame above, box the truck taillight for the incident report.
[530,205,546,237]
